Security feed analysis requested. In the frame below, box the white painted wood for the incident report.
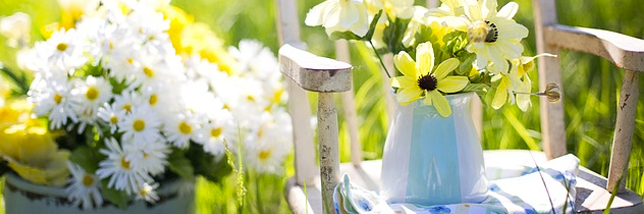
[285,178,320,214]
[317,92,341,214]
[279,45,353,93]
[335,40,363,167]
[545,25,644,72]
[607,70,640,192]
[275,0,317,186]
[532,0,567,160]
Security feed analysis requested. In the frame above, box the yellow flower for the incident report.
[491,53,556,110]
[393,42,468,117]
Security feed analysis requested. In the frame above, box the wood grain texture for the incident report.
[545,25,644,72]
[275,0,317,186]
[317,93,341,214]
[607,70,640,192]
[533,0,567,159]
[279,45,353,93]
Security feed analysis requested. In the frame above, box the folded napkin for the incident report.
[334,154,579,214]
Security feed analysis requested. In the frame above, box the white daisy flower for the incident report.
[119,105,162,143]
[72,76,113,109]
[0,12,31,48]
[135,182,159,203]
[34,28,87,72]
[29,76,79,129]
[164,111,200,148]
[66,161,103,210]
[194,109,235,158]
[245,112,292,174]
[97,103,126,133]
[124,138,169,175]
[112,90,145,114]
[97,138,153,195]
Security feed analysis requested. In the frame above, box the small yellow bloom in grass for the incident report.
[393,42,468,117]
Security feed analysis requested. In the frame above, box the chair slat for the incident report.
[275,0,317,186]
[545,25,644,72]
[607,70,640,192]
[533,0,567,159]
[279,45,352,93]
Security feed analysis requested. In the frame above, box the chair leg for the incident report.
[318,92,341,214]
[607,70,639,192]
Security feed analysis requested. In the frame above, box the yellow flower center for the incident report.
[85,87,99,101]
[56,43,68,51]
[110,115,118,124]
[143,67,154,77]
[54,94,63,104]
[259,149,271,161]
[418,74,438,91]
[246,95,255,102]
[143,151,149,159]
[139,187,149,196]
[82,174,94,187]
[127,58,134,64]
[120,157,131,169]
[123,104,131,113]
[149,94,158,105]
[211,127,222,138]
[179,122,192,134]
[133,119,145,132]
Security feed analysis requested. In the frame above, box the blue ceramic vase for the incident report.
[380,93,488,206]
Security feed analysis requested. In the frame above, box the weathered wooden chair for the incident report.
[276,0,644,213]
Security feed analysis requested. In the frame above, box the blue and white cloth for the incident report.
[334,154,579,214]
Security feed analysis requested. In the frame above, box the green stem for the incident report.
[368,40,392,79]
[0,63,28,95]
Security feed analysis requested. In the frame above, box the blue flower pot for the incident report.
[3,172,195,214]
[380,93,488,206]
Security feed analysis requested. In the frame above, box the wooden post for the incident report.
[317,93,341,214]
[607,70,639,192]
[533,0,567,159]
[275,0,317,185]
[335,40,362,167]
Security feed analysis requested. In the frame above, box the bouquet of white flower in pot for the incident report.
[0,0,292,213]
[305,0,560,206]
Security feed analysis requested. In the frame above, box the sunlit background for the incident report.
[0,0,642,213]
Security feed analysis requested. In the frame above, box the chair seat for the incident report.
[285,150,644,214]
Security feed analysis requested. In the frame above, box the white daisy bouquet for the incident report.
[0,0,292,210]
[305,0,559,117]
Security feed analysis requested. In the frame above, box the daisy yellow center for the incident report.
[259,149,271,161]
[139,187,149,196]
[149,94,158,105]
[133,119,145,132]
[120,157,131,169]
[211,128,222,138]
[54,94,63,104]
[247,95,255,102]
[127,58,134,64]
[418,75,438,91]
[123,104,131,113]
[179,122,192,134]
[82,174,94,187]
[85,87,99,100]
[223,104,230,110]
[110,115,118,124]
[143,151,149,159]
[56,43,68,51]
[143,67,154,77]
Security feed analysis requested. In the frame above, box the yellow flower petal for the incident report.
[492,76,509,109]
[423,93,432,105]
[394,51,418,79]
[428,90,451,117]
[397,87,423,106]
[516,77,532,111]
[433,58,460,80]
[396,76,418,90]
[416,42,434,76]
[438,76,469,93]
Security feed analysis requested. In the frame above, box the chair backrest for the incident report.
[533,0,644,191]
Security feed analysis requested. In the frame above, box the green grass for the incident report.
[0,0,643,213]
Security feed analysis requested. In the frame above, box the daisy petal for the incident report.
[394,51,418,79]
[428,90,451,117]
[438,76,469,93]
[433,58,460,80]
[416,42,434,76]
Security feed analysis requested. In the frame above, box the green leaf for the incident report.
[168,148,195,180]
[456,53,476,75]
[187,142,232,183]
[69,146,103,173]
[101,179,128,209]
[329,31,362,41]
[382,15,411,54]
[362,10,383,41]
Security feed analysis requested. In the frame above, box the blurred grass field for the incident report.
[0,0,643,213]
